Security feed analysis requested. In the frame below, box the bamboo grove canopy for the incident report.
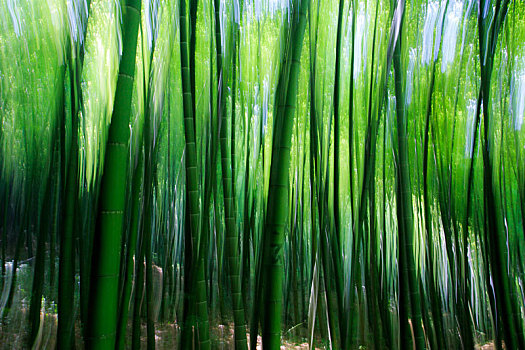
[0,0,524,348]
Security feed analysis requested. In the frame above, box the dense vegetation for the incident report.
[0,0,524,348]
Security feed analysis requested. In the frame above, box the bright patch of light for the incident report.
[465,98,477,158]
[441,0,462,72]
[405,48,417,105]
[66,0,89,44]
[421,1,439,65]
[7,0,21,37]
[510,58,525,131]
[354,8,367,80]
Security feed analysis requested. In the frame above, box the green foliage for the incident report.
[1,0,525,349]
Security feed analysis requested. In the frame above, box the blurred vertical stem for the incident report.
[392,0,425,348]
[179,0,211,347]
[333,0,344,254]
[85,0,141,348]
[478,0,523,348]
[57,44,81,350]
[261,0,309,347]
[116,148,144,350]
[214,0,248,347]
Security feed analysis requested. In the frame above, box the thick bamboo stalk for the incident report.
[85,0,141,348]
[116,149,144,350]
[262,0,309,347]
[179,0,211,347]
[214,0,248,348]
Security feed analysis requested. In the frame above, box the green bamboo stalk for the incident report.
[141,23,160,350]
[57,52,81,350]
[181,182,195,347]
[333,0,344,256]
[214,0,248,347]
[205,5,216,322]
[28,155,54,347]
[179,0,211,347]
[346,0,358,344]
[116,148,144,350]
[262,0,309,347]
[241,67,254,322]
[378,107,393,349]
[30,53,67,348]
[70,2,91,333]
[392,2,425,347]
[143,187,155,350]
[306,5,325,345]
[331,0,350,343]
[354,2,384,346]
[48,138,61,296]
[478,1,523,348]
[421,67,446,350]
[248,51,266,345]
[241,129,252,319]
[132,230,145,350]
[85,0,141,348]
[114,29,148,341]
[1,205,25,322]
[230,1,240,208]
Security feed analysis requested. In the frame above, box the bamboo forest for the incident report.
[1,0,525,348]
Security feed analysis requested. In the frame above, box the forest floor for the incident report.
[0,262,317,349]
[0,280,498,350]
[0,312,317,349]
[0,316,500,350]
[145,322,318,349]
